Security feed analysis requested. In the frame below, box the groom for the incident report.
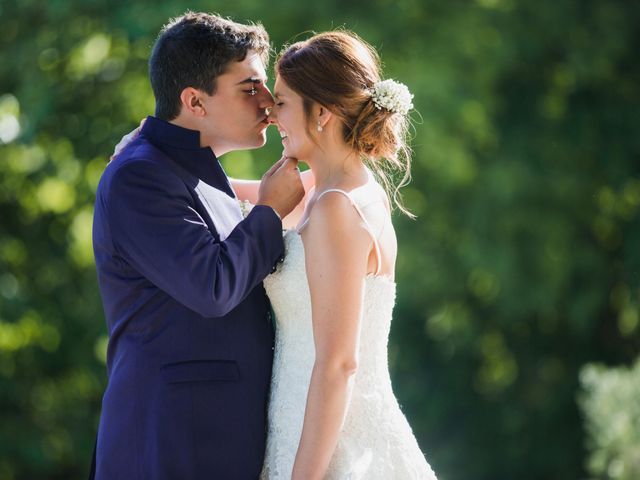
[91,12,303,479]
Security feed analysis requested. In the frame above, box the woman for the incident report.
[259,31,436,479]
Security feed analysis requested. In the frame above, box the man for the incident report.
[91,12,304,479]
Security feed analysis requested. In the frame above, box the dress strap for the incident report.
[298,189,382,276]
[315,188,351,203]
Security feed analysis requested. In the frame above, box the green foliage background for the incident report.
[0,0,638,478]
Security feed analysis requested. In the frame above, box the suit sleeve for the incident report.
[104,159,284,318]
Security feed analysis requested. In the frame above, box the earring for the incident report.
[317,121,323,132]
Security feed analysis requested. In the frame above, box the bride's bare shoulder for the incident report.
[302,191,372,251]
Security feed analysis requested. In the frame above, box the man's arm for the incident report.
[105,159,284,318]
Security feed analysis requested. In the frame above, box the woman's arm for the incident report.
[229,177,261,204]
[230,164,315,202]
[292,192,372,479]
[231,165,315,229]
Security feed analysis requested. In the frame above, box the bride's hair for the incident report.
[276,31,414,217]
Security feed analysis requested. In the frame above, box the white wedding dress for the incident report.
[260,185,437,479]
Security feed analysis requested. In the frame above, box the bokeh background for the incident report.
[1,0,639,478]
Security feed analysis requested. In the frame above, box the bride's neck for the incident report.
[306,145,367,192]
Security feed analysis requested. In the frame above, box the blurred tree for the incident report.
[0,0,638,479]
[579,359,640,480]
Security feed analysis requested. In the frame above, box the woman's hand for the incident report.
[110,118,146,162]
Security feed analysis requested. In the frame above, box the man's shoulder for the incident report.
[97,137,186,199]
[110,135,166,170]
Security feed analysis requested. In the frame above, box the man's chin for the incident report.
[247,133,268,150]
[224,133,267,153]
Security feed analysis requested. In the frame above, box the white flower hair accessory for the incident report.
[370,79,414,115]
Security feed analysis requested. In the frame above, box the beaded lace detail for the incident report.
[260,203,437,479]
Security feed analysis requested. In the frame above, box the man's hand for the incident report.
[257,156,305,220]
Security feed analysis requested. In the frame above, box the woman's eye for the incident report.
[247,87,258,96]
[276,102,284,106]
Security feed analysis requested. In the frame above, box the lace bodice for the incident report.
[260,188,437,480]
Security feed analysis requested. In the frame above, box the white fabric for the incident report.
[260,190,437,479]
[193,180,242,240]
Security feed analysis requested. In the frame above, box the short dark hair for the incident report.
[149,12,270,120]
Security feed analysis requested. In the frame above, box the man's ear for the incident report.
[179,87,207,116]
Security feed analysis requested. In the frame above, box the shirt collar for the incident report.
[140,115,205,150]
[139,116,235,198]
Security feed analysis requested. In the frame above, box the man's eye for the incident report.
[247,87,258,96]
[276,102,284,106]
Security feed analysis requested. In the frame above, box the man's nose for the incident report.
[258,84,275,108]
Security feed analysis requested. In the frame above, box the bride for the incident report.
[257,31,437,479]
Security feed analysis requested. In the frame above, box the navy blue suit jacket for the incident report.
[92,117,284,479]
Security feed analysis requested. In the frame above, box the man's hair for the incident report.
[149,12,270,120]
